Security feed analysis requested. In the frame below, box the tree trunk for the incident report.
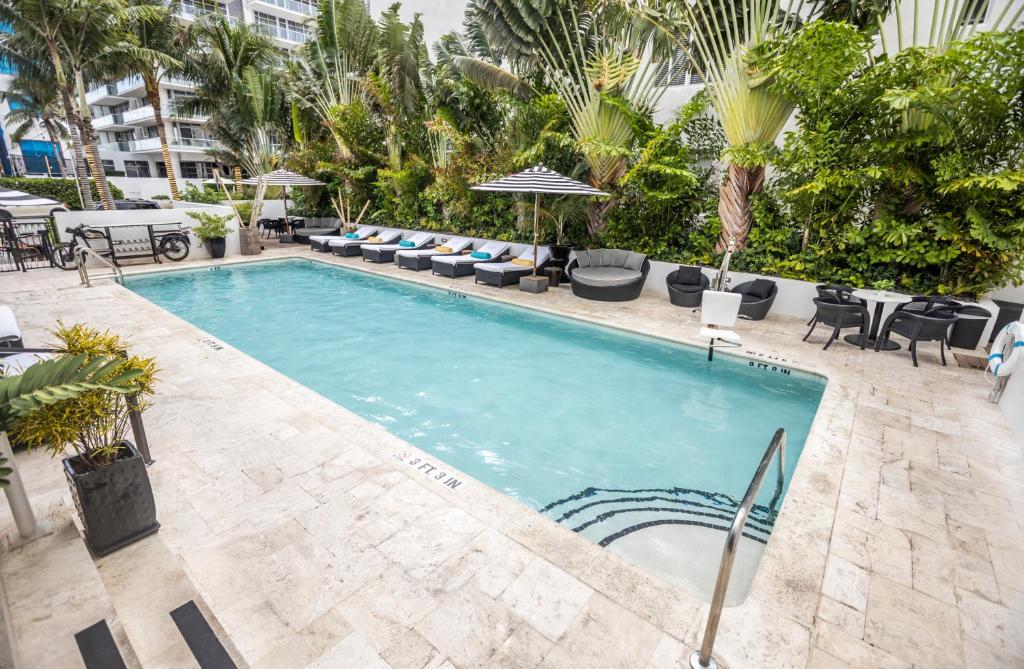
[144,72,179,202]
[46,40,92,209]
[42,118,67,177]
[75,72,115,210]
[716,162,765,252]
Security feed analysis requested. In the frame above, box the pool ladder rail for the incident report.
[690,428,786,669]
[76,246,124,287]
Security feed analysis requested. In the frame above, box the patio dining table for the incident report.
[843,288,913,350]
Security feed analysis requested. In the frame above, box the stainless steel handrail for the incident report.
[689,428,786,669]
[75,246,124,287]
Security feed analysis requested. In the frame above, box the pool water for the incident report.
[126,259,825,598]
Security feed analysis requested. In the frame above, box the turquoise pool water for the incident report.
[126,259,825,594]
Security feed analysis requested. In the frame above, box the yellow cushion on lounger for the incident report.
[367,236,383,242]
[511,258,534,267]
[435,245,453,253]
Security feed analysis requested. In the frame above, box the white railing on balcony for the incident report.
[97,136,220,154]
[259,22,309,43]
[120,103,207,124]
[177,4,239,23]
[86,74,145,103]
[254,0,317,16]
[93,112,125,129]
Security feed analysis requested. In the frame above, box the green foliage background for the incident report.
[0,178,124,210]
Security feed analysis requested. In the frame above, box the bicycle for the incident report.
[51,224,192,270]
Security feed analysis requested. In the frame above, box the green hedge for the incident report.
[0,177,125,211]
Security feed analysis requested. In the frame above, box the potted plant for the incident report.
[541,195,587,271]
[8,323,159,555]
[187,211,232,259]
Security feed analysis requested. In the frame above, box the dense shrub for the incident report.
[0,177,124,210]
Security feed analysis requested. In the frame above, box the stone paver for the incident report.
[0,245,1021,668]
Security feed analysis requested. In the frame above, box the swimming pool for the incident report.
[126,259,825,599]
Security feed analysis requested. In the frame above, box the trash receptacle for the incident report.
[950,305,992,350]
[991,300,1024,342]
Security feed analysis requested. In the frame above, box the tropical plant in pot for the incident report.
[187,211,233,259]
[8,323,159,555]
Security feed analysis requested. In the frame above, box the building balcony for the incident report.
[97,136,220,155]
[85,75,146,106]
[249,0,317,18]
[121,103,208,126]
[93,112,131,131]
[256,23,310,44]
[176,4,240,24]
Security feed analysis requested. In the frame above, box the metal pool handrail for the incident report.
[76,246,123,286]
[689,428,787,669]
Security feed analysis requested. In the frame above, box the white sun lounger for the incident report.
[329,229,402,257]
[475,246,551,287]
[431,240,511,278]
[0,306,23,348]
[362,231,435,263]
[310,225,376,252]
[396,237,473,271]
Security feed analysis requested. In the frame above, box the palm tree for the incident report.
[0,0,96,207]
[180,13,278,192]
[0,0,165,210]
[2,73,68,176]
[123,0,186,201]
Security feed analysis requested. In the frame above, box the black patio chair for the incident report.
[666,265,710,308]
[804,297,871,350]
[807,284,864,327]
[874,298,961,366]
[731,279,778,320]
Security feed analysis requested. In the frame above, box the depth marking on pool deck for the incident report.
[394,450,464,491]
[198,337,225,351]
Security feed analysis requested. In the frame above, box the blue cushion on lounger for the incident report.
[470,251,492,259]
[345,232,359,238]
[399,240,416,247]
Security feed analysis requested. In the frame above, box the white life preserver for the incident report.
[989,321,1024,377]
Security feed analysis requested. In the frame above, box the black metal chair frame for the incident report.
[804,297,870,350]
[874,302,960,366]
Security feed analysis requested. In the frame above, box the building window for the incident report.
[179,161,215,179]
[102,160,117,175]
[124,160,151,178]
[253,11,309,43]
[156,162,167,178]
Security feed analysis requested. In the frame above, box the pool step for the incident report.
[541,486,777,547]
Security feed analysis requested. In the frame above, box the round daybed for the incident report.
[566,249,650,302]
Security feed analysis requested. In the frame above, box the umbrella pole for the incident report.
[533,192,540,277]
[283,186,290,235]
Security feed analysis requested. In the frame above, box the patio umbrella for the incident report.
[471,165,607,277]
[0,187,62,209]
[242,169,326,233]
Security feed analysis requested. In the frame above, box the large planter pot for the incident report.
[63,441,159,556]
[205,237,226,259]
[238,227,262,256]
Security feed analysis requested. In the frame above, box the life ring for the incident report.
[988,321,1024,377]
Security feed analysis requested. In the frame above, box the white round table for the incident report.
[843,289,913,350]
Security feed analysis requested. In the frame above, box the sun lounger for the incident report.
[0,306,24,348]
[396,237,473,271]
[310,226,376,252]
[432,240,511,278]
[362,231,435,263]
[330,229,402,257]
[474,246,551,287]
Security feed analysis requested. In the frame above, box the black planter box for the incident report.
[63,442,159,556]
[206,237,226,259]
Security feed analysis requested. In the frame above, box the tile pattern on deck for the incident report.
[0,246,1021,669]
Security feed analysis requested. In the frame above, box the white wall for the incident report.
[53,204,241,260]
[107,177,208,200]
[1000,358,1024,446]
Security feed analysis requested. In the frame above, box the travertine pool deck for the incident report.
[1,246,1022,669]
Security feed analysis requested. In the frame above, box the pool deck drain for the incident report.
[1,246,1021,669]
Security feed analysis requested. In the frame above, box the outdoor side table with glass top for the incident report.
[843,289,913,350]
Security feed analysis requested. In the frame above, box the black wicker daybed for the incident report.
[565,249,650,301]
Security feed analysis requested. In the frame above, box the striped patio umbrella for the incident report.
[471,165,607,277]
[242,169,326,232]
[0,187,62,209]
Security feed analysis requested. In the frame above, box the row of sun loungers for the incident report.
[306,227,550,287]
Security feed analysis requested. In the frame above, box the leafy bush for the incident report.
[0,177,124,210]
[186,211,232,241]
[179,182,223,205]
[11,322,157,470]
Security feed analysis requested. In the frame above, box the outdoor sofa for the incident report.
[432,241,510,278]
[475,246,551,288]
[310,225,375,252]
[397,237,474,271]
[362,231,435,263]
[566,248,650,301]
[291,218,342,244]
[330,229,401,257]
